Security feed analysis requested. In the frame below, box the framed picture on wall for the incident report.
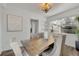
[7,14,23,32]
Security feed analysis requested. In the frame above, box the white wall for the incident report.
[1,7,46,51]
[0,6,2,54]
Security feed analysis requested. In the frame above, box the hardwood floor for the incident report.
[63,45,79,56]
[0,45,78,56]
[0,50,15,56]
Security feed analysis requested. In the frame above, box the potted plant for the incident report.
[75,16,79,37]
[74,28,79,39]
[76,16,79,22]
[75,28,79,52]
[75,16,79,52]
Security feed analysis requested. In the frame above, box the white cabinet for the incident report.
[65,34,78,48]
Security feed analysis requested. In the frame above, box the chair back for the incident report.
[10,41,22,56]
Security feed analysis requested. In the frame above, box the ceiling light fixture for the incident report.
[40,3,52,13]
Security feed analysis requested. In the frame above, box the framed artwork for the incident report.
[7,14,23,32]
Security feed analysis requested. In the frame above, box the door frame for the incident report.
[30,19,39,38]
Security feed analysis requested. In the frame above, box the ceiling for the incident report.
[1,3,79,17]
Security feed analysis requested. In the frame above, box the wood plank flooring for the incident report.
[0,44,78,56]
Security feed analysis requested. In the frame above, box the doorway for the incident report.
[30,19,39,38]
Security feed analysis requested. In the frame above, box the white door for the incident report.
[30,20,38,35]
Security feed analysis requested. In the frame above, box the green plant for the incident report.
[75,16,79,37]
[76,16,79,22]
[74,28,79,36]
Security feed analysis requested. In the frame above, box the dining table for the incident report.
[22,35,55,56]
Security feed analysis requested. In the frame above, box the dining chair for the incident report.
[10,41,29,56]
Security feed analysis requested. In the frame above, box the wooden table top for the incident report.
[23,37,55,56]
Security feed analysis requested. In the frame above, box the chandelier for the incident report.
[40,3,52,13]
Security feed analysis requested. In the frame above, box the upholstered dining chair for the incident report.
[10,41,29,56]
